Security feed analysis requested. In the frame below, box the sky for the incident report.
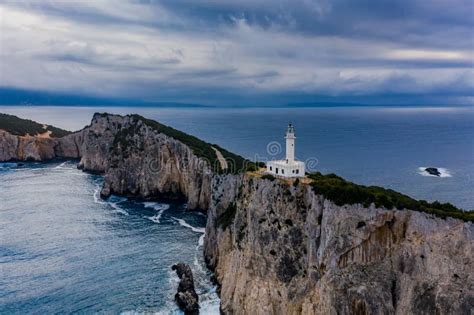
[0,0,473,106]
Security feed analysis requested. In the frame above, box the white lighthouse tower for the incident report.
[285,123,295,163]
[266,123,305,178]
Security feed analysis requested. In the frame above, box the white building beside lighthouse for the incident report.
[266,123,305,178]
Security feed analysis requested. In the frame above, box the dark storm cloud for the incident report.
[0,0,472,105]
[156,0,474,49]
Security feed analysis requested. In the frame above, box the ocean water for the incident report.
[0,161,219,314]
[0,105,473,313]
[0,105,473,209]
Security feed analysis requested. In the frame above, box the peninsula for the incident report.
[1,112,473,314]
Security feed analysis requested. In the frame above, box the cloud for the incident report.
[0,0,472,105]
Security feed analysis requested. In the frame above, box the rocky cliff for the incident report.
[0,113,78,161]
[2,112,473,314]
[0,129,82,162]
[204,175,473,314]
[0,113,215,210]
[78,113,213,210]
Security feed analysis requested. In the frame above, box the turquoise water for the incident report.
[1,105,473,209]
[0,161,219,314]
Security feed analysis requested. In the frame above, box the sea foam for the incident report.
[144,202,170,223]
[418,167,452,178]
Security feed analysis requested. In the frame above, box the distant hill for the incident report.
[0,113,71,137]
[0,87,209,108]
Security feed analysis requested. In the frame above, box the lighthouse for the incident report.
[266,123,305,178]
[285,123,295,163]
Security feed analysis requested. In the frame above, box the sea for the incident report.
[0,105,473,313]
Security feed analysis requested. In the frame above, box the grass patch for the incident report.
[308,172,473,222]
[0,113,71,137]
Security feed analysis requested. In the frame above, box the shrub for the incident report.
[0,113,71,137]
[261,174,276,181]
[308,172,473,222]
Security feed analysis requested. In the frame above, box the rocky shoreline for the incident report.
[1,113,473,314]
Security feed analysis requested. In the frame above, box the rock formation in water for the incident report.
[204,174,473,314]
[172,263,200,314]
[2,112,473,314]
[425,167,441,177]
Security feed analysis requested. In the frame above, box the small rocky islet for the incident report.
[425,167,441,176]
[172,263,199,315]
[1,112,473,314]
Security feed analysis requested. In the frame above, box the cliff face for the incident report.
[204,175,473,314]
[0,113,212,210]
[2,113,473,314]
[81,114,212,210]
[0,129,80,161]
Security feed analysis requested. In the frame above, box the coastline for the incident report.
[1,112,473,314]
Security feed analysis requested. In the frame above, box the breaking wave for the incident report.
[144,202,170,223]
[170,216,219,314]
[172,217,205,233]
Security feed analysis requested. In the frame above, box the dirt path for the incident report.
[212,147,228,170]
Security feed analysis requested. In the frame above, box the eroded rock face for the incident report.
[0,130,66,161]
[172,263,200,314]
[0,127,82,162]
[0,130,20,161]
[0,113,212,210]
[80,114,212,210]
[204,175,474,315]
[3,113,473,314]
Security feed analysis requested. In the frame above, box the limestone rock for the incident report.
[0,130,19,161]
[1,113,212,210]
[172,263,200,314]
[78,114,212,210]
[204,175,474,314]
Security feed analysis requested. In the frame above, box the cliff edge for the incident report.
[2,112,472,314]
[204,174,473,314]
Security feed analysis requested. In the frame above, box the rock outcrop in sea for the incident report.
[1,112,473,314]
[172,263,200,314]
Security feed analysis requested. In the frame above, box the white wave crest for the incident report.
[144,202,170,223]
[171,217,205,233]
[143,202,170,211]
[54,161,67,169]
[418,167,452,178]
[108,196,128,215]
[199,292,221,315]
[93,185,105,204]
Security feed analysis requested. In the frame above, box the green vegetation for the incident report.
[0,113,71,137]
[261,174,276,181]
[308,172,473,222]
[217,203,237,230]
[111,124,140,153]
[293,178,300,187]
[131,114,256,173]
